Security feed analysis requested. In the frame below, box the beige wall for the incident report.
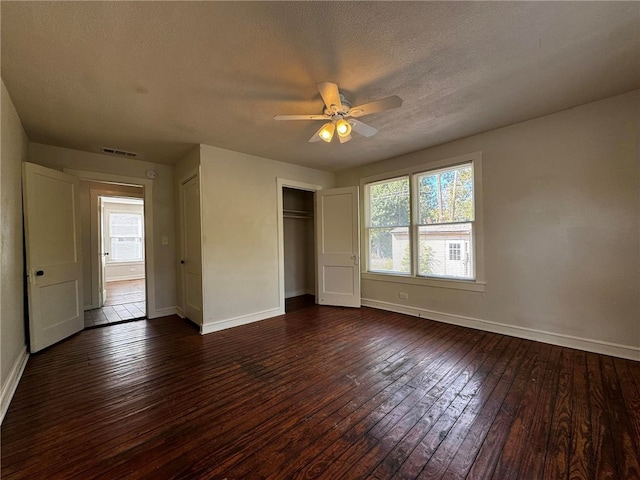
[1,81,29,391]
[199,145,334,329]
[28,143,177,312]
[337,90,640,353]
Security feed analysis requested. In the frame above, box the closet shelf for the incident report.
[283,209,313,219]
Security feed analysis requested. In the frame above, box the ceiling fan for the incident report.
[274,82,402,144]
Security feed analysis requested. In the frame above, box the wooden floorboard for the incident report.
[2,302,639,479]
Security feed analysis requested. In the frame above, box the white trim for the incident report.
[1,348,29,424]
[362,272,486,292]
[63,169,157,319]
[176,307,185,318]
[149,306,178,318]
[276,178,323,314]
[362,298,640,361]
[201,307,284,335]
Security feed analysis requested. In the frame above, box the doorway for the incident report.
[282,186,316,312]
[80,182,147,328]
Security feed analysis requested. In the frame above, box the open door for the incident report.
[316,186,361,307]
[23,162,84,353]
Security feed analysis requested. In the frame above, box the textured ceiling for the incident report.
[2,2,639,171]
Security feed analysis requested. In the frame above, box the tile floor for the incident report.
[84,279,146,329]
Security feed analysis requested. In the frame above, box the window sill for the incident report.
[362,272,486,292]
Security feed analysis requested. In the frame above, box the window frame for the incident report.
[361,151,485,292]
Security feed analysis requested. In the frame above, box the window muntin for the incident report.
[108,212,144,262]
[366,177,410,274]
[366,161,476,281]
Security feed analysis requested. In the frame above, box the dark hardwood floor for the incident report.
[2,301,639,479]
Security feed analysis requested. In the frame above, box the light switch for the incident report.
[161,236,169,245]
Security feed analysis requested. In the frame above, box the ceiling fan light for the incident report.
[336,119,352,137]
[319,123,335,142]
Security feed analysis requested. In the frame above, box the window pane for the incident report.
[417,164,473,224]
[368,227,410,273]
[110,237,143,262]
[368,178,410,227]
[417,223,473,279]
[110,213,142,237]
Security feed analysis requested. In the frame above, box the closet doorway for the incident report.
[281,186,316,312]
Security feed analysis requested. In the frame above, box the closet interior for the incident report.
[282,187,315,310]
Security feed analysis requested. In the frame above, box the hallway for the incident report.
[84,279,146,328]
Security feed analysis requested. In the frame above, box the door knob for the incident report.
[180,260,185,264]
[35,270,44,276]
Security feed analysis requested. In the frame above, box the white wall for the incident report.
[28,143,177,313]
[337,90,640,358]
[1,80,29,415]
[199,145,334,331]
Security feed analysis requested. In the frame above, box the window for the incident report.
[365,158,479,284]
[448,242,461,261]
[366,177,410,273]
[108,212,144,262]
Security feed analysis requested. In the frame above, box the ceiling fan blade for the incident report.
[338,134,352,144]
[349,119,378,137]
[349,95,402,117]
[317,82,342,110]
[274,114,327,121]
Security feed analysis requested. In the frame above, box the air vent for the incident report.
[101,147,138,158]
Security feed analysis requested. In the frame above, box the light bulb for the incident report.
[336,119,352,137]
[318,123,335,143]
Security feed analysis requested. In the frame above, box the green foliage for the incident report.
[368,178,409,259]
[400,242,436,274]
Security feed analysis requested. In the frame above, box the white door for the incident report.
[181,176,203,325]
[316,186,361,307]
[22,162,84,353]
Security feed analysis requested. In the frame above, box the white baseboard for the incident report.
[201,307,284,335]
[362,298,640,361]
[148,306,178,319]
[1,347,29,424]
[176,307,185,318]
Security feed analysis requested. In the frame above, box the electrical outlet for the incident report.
[399,292,408,300]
